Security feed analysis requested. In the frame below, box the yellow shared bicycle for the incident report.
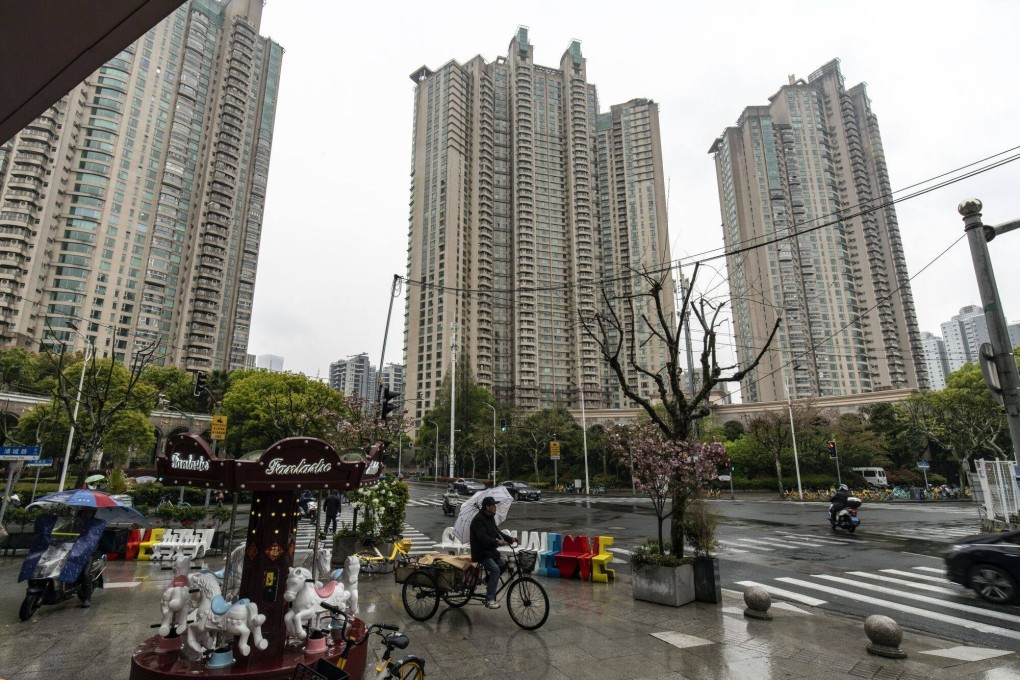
[355,538,412,575]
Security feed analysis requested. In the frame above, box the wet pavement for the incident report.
[1,555,1018,680]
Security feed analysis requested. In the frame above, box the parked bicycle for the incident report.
[290,602,424,679]
[355,538,412,575]
[401,543,549,630]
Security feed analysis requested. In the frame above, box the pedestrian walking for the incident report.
[322,490,342,535]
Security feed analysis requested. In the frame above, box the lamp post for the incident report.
[578,381,589,496]
[427,419,439,480]
[785,374,804,501]
[483,402,497,486]
[58,325,93,492]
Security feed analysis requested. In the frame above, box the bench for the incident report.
[136,528,167,561]
[554,535,593,580]
[432,527,470,556]
[126,528,146,561]
[591,535,616,583]
[535,533,562,578]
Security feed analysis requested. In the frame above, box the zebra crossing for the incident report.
[406,494,580,508]
[734,565,1020,645]
[894,524,982,542]
[292,507,438,562]
[717,530,871,554]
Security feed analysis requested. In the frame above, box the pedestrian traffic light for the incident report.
[193,371,207,397]
[380,386,401,421]
[500,418,507,433]
[827,440,837,458]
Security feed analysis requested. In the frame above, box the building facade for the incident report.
[0,0,281,371]
[329,353,374,402]
[255,353,283,372]
[920,331,950,390]
[404,29,675,426]
[941,304,990,373]
[709,59,927,403]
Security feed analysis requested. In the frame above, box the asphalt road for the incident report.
[404,483,1019,650]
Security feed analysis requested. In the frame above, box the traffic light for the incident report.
[827,440,837,459]
[500,418,507,433]
[193,371,207,397]
[380,386,401,421]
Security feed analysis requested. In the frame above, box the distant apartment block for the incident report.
[920,331,950,390]
[0,0,282,370]
[256,353,283,372]
[329,353,374,401]
[710,59,927,403]
[940,304,989,373]
[404,28,675,425]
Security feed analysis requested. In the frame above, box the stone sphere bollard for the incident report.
[864,614,907,658]
[743,585,773,620]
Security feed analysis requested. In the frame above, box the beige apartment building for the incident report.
[404,28,675,423]
[0,0,281,371]
[709,59,927,403]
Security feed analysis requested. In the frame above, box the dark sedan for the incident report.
[452,478,487,496]
[502,480,542,501]
[945,528,1020,605]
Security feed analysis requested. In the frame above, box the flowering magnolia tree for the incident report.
[609,421,727,555]
[346,475,410,542]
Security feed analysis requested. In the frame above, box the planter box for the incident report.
[331,535,359,568]
[631,563,695,607]
[693,556,722,604]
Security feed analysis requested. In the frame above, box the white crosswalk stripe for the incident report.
[733,565,1020,644]
[406,495,578,507]
[716,530,870,555]
[292,507,436,561]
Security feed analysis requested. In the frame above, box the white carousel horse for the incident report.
[299,543,332,580]
[207,544,244,602]
[158,552,194,637]
[282,566,349,640]
[341,554,360,615]
[186,572,269,656]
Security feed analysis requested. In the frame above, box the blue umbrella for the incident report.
[32,488,144,523]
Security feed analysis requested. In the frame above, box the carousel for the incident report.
[129,433,385,680]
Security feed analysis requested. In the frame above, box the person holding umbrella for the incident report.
[469,496,517,609]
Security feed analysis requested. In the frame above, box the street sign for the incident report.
[718,475,732,482]
[0,446,41,461]
[916,461,930,469]
[978,342,1005,406]
[26,458,54,467]
[211,414,227,441]
[549,441,560,460]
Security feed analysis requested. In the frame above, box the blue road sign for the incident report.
[916,461,930,469]
[26,458,54,467]
[0,446,41,461]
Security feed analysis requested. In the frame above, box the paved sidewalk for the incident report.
[1,557,1017,680]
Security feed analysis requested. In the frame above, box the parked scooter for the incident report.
[18,511,108,620]
[301,498,319,524]
[828,496,862,533]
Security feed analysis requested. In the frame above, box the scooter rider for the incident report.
[829,484,851,523]
[298,489,313,516]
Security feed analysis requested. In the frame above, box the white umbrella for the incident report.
[453,486,513,544]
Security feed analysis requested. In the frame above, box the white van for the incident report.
[851,467,888,489]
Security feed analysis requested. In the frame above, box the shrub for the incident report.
[683,499,719,557]
[888,469,924,487]
[107,469,127,495]
[631,541,694,568]
[347,476,409,542]
[132,482,164,506]
[593,472,616,490]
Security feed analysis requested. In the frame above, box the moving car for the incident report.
[502,480,541,501]
[944,528,1020,605]
[452,478,486,496]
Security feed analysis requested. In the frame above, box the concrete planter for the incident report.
[331,535,358,567]
[631,562,696,607]
[693,556,722,604]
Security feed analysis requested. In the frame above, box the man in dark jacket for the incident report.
[322,490,341,535]
[469,496,515,609]
[829,484,851,523]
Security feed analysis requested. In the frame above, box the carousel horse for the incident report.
[206,544,244,602]
[187,571,268,656]
[158,553,194,637]
[341,554,360,615]
[282,566,349,640]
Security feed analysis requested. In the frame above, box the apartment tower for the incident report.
[404,28,674,422]
[710,59,928,402]
[0,0,282,370]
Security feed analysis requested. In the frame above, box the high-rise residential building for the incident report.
[709,59,928,403]
[941,304,990,373]
[404,28,675,424]
[0,0,282,371]
[920,331,951,390]
[381,362,405,404]
[329,353,374,401]
[256,353,283,372]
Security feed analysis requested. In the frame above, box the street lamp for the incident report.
[785,370,804,501]
[483,402,497,486]
[58,324,93,492]
[427,419,439,479]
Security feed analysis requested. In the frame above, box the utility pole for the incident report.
[959,199,1020,468]
[448,324,457,478]
[786,374,804,500]
[483,402,496,485]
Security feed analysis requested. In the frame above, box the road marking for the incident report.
[776,532,856,545]
[900,551,942,559]
[735,580,827,606]
[609,547,632,555]
[807,574,1020,625]
[846,571,959,595]
[880,568,949,583]
[774,576,1020,640]
[717,539,763,552]
[914,566,948,574]
[734,537,822,549]
[103,581,141,588]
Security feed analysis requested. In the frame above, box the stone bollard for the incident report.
[864,614,907,658]
[743,585,773,620]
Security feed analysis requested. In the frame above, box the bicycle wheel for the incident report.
[506,577,549,630]
[442,584,473,608]
[391,658,425,679]
[356,551,383,574]
[402,570,439,621]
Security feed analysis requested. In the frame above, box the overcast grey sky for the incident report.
[250,0,1020,382]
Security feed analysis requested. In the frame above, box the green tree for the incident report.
[859,402,925,470]
[510,405,577,483]
[102,409,157,468]
[141,365,202,412]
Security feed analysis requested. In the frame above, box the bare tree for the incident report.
[580,263,780,550]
